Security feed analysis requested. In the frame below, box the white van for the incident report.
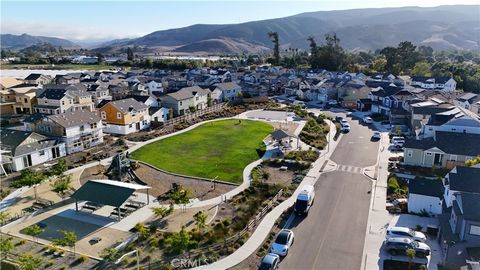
[294,185,315,216]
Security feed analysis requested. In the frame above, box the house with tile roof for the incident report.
[98,98,150,134]
[0,130,66,173]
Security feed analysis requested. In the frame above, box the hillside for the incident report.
[93,5,479,54]
[1,33,79,50]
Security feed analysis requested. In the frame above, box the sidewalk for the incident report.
[196,120,340,270]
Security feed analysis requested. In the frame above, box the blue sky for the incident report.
[1,0,478,41]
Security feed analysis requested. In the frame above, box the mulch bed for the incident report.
[132,164,236,202]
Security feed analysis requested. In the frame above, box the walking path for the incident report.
[196,120,340,270]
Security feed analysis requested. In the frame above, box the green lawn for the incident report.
[131,119,273,184]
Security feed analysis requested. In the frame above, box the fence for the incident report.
[163,103,226,127]
[147,188,284,268]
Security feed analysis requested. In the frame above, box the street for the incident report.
[280,112,380,270]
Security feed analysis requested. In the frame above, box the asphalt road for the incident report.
[279,111,379,270]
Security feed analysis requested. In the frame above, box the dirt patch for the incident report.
[146,205,218,232]
[79,165,108,185]
[262,166,295,186]
[132,164,236,201]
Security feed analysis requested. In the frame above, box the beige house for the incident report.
[162,86,210,116]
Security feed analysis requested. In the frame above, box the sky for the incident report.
[1,0,479,42]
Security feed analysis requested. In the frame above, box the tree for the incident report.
[169,188,191,204]
[51,174,72,199]
[133,223,150,240]
[164,226,197,255]
[127,47,134,61]
[18,253,43,270]
[193,211,208,232]
[372,58,387,72]
[0,237,14,260]
[151,205,174,220]
[406,248,416,270]
[49,158,68,176]
[308,34,352,71]
[12,169,46,202]
[0,211,10,226]
[412,62,432,77]
[268,32,280,65]
[100,248,119,262]
[53,230,77,255]
[24,224,44,243]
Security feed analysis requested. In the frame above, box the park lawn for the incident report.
[131,119,273,184]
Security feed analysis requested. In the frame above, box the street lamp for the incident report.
[115,249,139,270]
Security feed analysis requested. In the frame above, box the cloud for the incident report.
[1,21,142,41]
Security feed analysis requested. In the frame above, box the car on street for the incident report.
[327,100,338,106]
[271,229,295,256]
[259,253,280,270]
[363,116,373,124]
[341,123,351,132]
[346,111,353,117]
[386,227,427,242]
[340,119,348,125]
[384,237,431,258]
[294,185,315,216]
[371,131,381,140]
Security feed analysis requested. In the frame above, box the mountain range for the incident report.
[2,5,479,54]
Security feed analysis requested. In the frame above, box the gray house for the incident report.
[161,86,210,116]
[439,192,480,268]
[403,131,480,168]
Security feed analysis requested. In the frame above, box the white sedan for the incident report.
[270,229,295,256]
[363,116,373,124]
[371,131,381,140]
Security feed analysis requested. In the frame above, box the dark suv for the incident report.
[385,237,431,258]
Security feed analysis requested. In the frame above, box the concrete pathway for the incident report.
[196,120,340,270]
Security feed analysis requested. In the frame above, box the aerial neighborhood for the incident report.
[1,3,480,270]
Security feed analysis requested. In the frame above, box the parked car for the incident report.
[371,131,381,140]
[386,227,427,242]
[346,112,353,117]
[340,119,348,126]
[327,100,338,106]
[341,123,351,133]
[271,229,295,256]
[384,237,431,258]
[259,253,280,270]
[294,185,315,216]
[363,116,373,124]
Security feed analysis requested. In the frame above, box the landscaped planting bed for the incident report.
[131,119,273,184]
[299,116,330,149]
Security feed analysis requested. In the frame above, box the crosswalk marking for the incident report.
[336,164,363,174]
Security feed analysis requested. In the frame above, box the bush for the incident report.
[45,260,55,268]
[78,255,88,263]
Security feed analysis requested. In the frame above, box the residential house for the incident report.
[0,77,23,90]
[87,84,112,105]
[0,89,16,115]
[33,85,94,114]
[150,107,170,124]
[407,178,444,216]
[442,166,480,208]
[411,76,457,92]
[26,110,104,155]
[454,93,480,115]
[0,130,66,173]
[128,95,160,108]
[55,73,81,84]
[23,73,51,86]
[410,100,455,132]
[422,107,480,138]
[337,81,370,108]
[162,86,211,116]
[439,192,480,268]
[12,86,37,114]
[98,98,150,135]
[212,82,242,102]
[146,79,164,95]
[403,131,480,168]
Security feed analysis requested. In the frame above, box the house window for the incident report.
[129,124,133,128]
[80,125,84,131]
[91,123,97,129]
[407,150,413,158]
[62,101,65,105]
[470,225,480,236]
[117,112,122,119]
[101,111,106,120]
[24,98,28,103]
[39,150,45,156]
[426,152,432,156]
[450,155,457,161]
[180,101,183,106]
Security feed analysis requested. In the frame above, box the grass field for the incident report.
[131,119,273,184]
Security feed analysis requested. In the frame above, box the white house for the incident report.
[212,82,242,102]
[408,178,444,216]
[150,107,170,123]
[422,107,480,138]
[146,79,164,95]
[0,130,66,173]
[411,76,457,92]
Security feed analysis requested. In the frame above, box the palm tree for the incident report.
[193,211,208,232]
[268,31,280,65]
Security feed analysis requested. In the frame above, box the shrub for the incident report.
[45,260,55,268]
[78,255,88,263]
